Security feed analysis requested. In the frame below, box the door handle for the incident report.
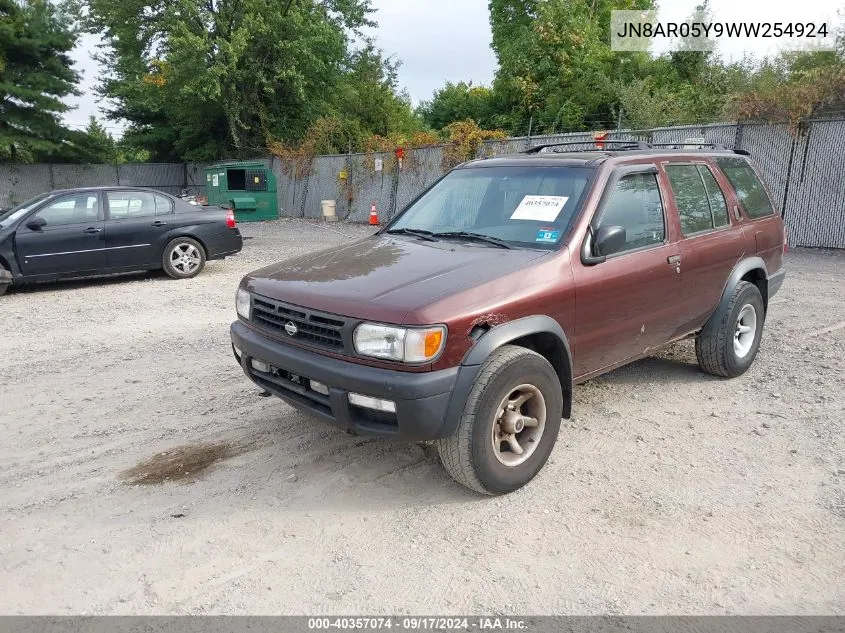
[667,255,681,265]
[84,227,103,234]
[151,220,168,227]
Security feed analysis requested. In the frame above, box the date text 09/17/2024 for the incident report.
[307,617,528,630]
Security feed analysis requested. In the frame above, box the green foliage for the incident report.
[417,81,497,130]
[487,0,654,134]
[334,42,421,143]
[0,0,80,162]
[78,116,117,162]
[482,1,845,134]
[81,0,421,161]
[726,15,845,126]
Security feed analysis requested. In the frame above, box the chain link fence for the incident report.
[2,119,843,247]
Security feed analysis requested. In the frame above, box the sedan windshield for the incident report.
[0,194,50,227]
[388,166,593,249]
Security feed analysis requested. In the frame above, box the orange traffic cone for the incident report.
[369,202,380,225]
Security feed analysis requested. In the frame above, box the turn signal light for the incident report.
[424,329,444,358]
[226,209,236,228]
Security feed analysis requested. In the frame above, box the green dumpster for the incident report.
[205,161,278,222]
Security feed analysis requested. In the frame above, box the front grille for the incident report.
[251,295,348,351]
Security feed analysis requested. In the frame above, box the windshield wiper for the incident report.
[432,231,513,249]
[384,228,438,242]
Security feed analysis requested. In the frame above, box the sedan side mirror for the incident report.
[25,216,47,231]
[594,225,626,257]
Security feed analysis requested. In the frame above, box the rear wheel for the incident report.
[437,345,563,495]
[0,266,9,296]
[696,280,765,377]
[162,237,206,279]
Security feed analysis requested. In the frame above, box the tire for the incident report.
[696,280,765,378]
[437,345,563,495]
[162,237,206,279]
[0,284,7,297]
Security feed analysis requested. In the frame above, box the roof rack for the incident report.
[648,142,727,150]
[521,140,750,157]
[523,140,651,154]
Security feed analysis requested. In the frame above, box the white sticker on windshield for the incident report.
[510,195,569,222]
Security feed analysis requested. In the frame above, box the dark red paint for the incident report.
[241,152,785,380]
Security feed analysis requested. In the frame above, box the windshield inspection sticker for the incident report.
[535,228,561,243]
[510,195,569,222]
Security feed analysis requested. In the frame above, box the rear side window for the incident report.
[714,157,775,219]
[665,164,730,235]
[154,194,173,215]
[599,172,665,252]
[108,191,172,219]
[700,167,730,227]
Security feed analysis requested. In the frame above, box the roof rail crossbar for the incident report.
[648,142,728,150]
[522,140,652,154]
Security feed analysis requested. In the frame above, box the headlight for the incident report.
[353,323,446,363]
[236,288,251,320]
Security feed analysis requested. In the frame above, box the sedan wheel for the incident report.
[163,237,206,279]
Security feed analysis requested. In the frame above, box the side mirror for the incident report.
[25,216,47,231]
[594,225,626,257]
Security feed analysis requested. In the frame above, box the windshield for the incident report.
[0,194,50,227]
[388,166,593,249]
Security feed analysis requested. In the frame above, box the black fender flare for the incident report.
[706,257,768,330]
[437,316,574,437]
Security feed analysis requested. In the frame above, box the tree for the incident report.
[0,0,80,162]
[332,42,421,147]
[417,81,497,130]
[725,15,845,127]
[487,0,654,135]
[82,0,419,161]
[78,116,116,162]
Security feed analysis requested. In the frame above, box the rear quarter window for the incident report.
[714,157,775,219]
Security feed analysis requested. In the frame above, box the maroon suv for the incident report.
[231,143,786,495]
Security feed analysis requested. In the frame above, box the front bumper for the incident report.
[230,320,476,440]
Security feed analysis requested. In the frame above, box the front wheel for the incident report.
[162,237,206,279]
[0,284,7,297]
[437,345,563,495]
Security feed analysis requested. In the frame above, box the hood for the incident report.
[243,234,549,323]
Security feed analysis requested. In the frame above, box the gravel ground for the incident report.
[1,220,843,615]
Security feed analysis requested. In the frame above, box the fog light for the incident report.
[233,344,243,358]
[251,358,270,373]
[310,380,329,396]
[348,393,396,413]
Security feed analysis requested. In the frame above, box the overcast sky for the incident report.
[62,0,841,134]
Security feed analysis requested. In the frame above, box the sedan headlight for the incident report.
[353,323,446,363]
[236,288,251,320]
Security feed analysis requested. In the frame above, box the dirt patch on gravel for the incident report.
[122,442,237,485]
